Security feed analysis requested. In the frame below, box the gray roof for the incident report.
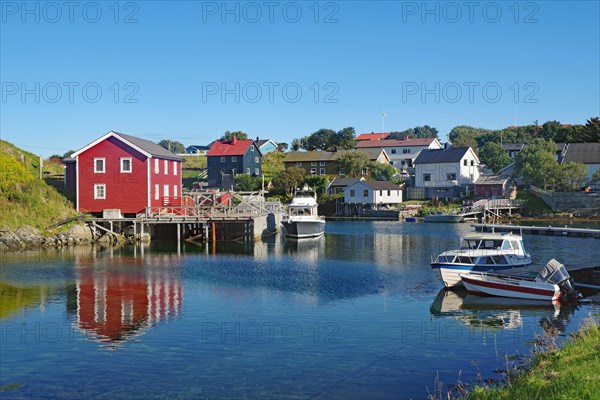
[362,181,401,190]
[284,151,336,163]
[330,177,363,187]
[475,175,511,185]
[187,145,211,151]
[414,147,471,164]
[501,143,524,152]
[114,132,185,161]
[562,142,600,164]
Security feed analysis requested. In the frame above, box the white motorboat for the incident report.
[431,232,531,287]
[459,259,582,302]
[281,185,326,239]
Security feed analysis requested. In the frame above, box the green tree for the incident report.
[515,139,557,189]
[272,167,306,196]
[220,131,248,141]
[334,150,370,177]
[478,142,512,174]
[554,162,588,191]
[158,140,185,154]
[388,129,415,140]
[333,127,357,149]
[448,125,488,149]
[303,128,336,150]
[584,117,600,142]
[304,175,329,194]
[234,174,261,191]
[413,125,439,138]
[277,142,289,152]
[291,139,302,151]
[369,162,397,181]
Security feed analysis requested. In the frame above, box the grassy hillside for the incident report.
[0,141,77,230]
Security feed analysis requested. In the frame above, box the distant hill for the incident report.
[0,140,77,230]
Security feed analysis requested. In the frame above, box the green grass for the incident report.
[0,141,78,230]
[262,152,285,181]
[470,316,600,400]
[0,140,64,176]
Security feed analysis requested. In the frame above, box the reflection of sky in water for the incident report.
[0,221,598,399]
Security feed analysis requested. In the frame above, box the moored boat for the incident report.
[281,185,326,239]
[459,259,582,302]
[431,232,531,287]
[424,211,463,223]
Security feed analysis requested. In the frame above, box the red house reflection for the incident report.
[75,263,182,344]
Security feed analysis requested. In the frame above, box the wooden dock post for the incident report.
[211,222,216,242]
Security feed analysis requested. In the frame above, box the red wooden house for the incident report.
[65,131,185,216]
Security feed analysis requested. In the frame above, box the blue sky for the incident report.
[1,1,599,156]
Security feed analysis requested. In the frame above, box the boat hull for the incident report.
[424,215,463,223]
[460,274,561,301]
[431,263,532,287]
[282,220,325,239]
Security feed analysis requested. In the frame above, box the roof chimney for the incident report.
[256,136,259,141]
[232,133,237,144]
[403,135,409,141]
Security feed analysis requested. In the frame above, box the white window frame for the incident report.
[164,159,168,174]
[154,184,159,200]
[255,156,259,163]
[296,162,302,167]
[250,146,254,152]
[231,156,237,162]
[320,168,325,175]
[320,161,326,166]
[154,158,159,174]
[311,161,317,166]
[220,157,226,163]
[245,168,250,174]
[254,167,259,175]
[173,161,177,175]
[163,185,169,198]
[94,158,105,173]
[391,149,397,154]
[173,185,178,198]
[120,157,132,173]
[94,184,106,199]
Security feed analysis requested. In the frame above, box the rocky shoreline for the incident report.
[0,224,96,252]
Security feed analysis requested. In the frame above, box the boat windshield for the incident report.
[459,239,503,250]
[289,207,314,216]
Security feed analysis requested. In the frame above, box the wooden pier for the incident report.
[79,191,283,244]
[472,223,600,238]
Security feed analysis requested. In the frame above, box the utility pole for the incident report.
[39,156,43,179]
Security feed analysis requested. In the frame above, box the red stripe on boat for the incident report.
[462,277,556,297]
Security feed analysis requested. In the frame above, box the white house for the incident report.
[413,147,480,198]
[355,137,442,170]
[344,181,403,204]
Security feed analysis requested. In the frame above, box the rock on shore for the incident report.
[0,224,94,251]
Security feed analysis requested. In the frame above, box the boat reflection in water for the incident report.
[68,255,182,347]
[430,288,575,333]
[281,235,326,264]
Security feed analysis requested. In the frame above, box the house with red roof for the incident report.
[206,135,262,189]
[64,131,184,216]
[355,136,442,170]
[355,132,391,141]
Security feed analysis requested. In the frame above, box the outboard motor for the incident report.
[536,259,583,299]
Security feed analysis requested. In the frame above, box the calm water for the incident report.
[1,221,598,399]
